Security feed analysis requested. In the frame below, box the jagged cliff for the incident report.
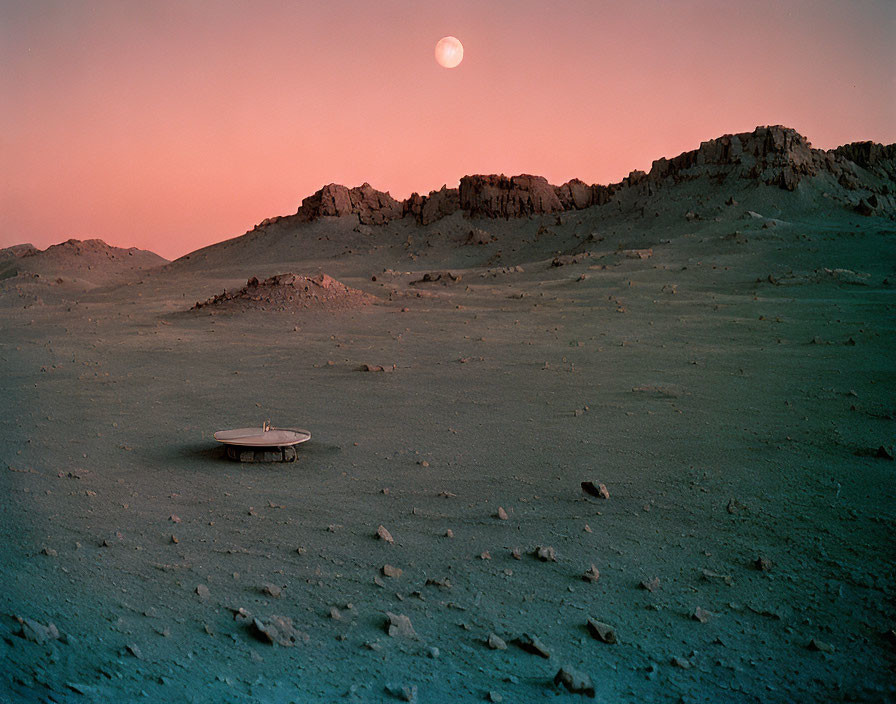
[282,125,894,229]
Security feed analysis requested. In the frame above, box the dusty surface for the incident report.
[1,170,895,703]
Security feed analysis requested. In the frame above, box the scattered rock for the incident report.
[360,364,396,372]
[639,577,661,592]
[384,683,418,703]
[692,607,713,623]
[487,633,508,650]
[511,548,522,560]
[808,638,835,654]
[444,529,454,538]
[169,515,181,523]
[479,551,491,560]
[385,612,419,640]
[582,565,600,583]
[701,569,734,586]
[465,228,495,245]
[534,546,557,562]
[754,556,773,572]
[40,547,57,557]
[554,667,595,697]
[250,616,306,647]
[382,564,403,579]
[496,506,509,520]
[581,481,610,499]
[727,498,748,514]
[586,618,617,644]
[410,271,461,286]
[671,656,692,669]
[425,577,452,589]
[487,691,503,703]
[195,584,210,600]
[376,525,395,544]
[126,643,143,659]
[261,584,282,598]
[514,633,550,658]
[17,617,60,644]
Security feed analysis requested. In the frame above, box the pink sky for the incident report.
[2,0,894,260]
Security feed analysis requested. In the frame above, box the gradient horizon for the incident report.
[2,0,894,259]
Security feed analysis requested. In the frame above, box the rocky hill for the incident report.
[0,238,168,286]
[277,125,894,230]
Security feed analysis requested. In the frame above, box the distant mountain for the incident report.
[0,238,168,286]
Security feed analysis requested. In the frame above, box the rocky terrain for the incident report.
[0,126,894,703]
[192,273,375,313]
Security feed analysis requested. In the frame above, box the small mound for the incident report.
[192,273,375,312]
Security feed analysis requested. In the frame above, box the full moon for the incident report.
[435,36,464,69]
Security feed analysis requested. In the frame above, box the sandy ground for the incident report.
[1,180,894,703]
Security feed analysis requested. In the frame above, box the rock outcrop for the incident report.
[647,125,824,191]
[554,179,617,210]
[287,126,894,229]
[829,141,896,185]
[298,183,402,225]
[459,174,563,218]
[404,185,461,225]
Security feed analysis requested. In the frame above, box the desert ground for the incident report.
[1,132,894,702]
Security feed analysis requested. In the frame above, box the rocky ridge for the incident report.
[282,126,894,230]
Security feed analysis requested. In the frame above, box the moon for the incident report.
[435,36,464,69]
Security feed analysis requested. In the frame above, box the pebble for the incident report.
[487,691,503,703]
[582,565,600,583]
[195,584,210,599]
[671,656,691,669]
[377,525,394,544]
[496,506,508,520]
